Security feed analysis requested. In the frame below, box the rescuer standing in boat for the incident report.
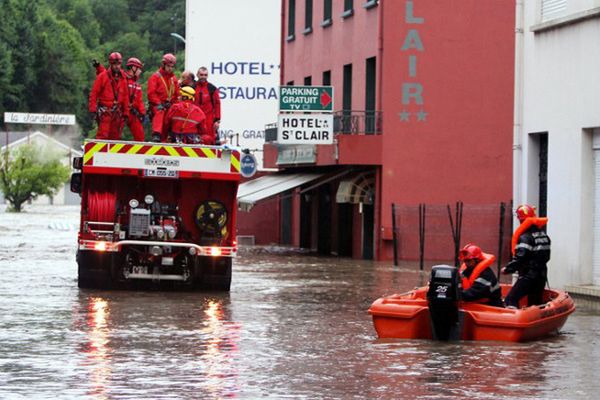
[459,243,503,307]
[502,204,551,308]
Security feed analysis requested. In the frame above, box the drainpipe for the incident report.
[513,0,525,207]
[374,0,384,260]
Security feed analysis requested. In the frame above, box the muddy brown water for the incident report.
[1,206,599,399]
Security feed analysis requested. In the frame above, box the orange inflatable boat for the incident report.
[369,265,575,342]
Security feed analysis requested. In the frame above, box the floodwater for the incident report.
[1,206,600,399]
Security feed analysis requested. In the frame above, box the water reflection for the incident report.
[199,298,241,398]
[82,297,111,399]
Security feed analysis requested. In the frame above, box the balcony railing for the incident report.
[265,110,382,142]
[333,110,382,135]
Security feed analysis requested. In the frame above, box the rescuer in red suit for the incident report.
[89,52,130,140]
[194,66,221,143]
[122,57,146,141]
[164,86,211,144]
[147,53,179,142]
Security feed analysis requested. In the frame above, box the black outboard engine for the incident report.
[427,265,461,340]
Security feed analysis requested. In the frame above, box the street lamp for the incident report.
[170,32,185,54]
[170,33,186,44]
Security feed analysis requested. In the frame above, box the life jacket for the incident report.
[460,252,496,290]
[511,217,548,256]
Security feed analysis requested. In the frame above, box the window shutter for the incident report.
[541,0,567,21]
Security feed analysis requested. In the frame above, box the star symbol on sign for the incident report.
[417,109,428,122]
[399,110,410,121]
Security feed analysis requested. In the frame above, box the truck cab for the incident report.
[71,139,241,290]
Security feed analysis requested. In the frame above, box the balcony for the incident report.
[333,110,382,135]
[263,110,383,168]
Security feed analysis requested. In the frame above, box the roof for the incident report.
[0,131,82,156]
[237,173,325,211]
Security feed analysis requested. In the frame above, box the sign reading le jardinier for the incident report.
[277,114,334,145]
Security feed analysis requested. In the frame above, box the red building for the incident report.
[239,0,514,261]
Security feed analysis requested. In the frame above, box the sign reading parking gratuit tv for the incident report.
[278,114,334,144]
[280,86,334,112]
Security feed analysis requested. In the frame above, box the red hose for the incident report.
[88,191,117,222]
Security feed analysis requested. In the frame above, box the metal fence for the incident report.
[391,202,513,275]
[333,110,382,135]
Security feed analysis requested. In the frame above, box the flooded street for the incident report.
[1,206,600,399]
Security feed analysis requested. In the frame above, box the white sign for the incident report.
[277,114,334,145]
[186,0,281,169]
[4,112,76,125]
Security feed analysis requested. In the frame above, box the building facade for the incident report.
[517,0,600,289]
[257,0,515,260]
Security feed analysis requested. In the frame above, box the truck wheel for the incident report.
[77,250,112,289]
[194,257,232,291]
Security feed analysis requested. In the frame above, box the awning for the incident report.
[336,172,375,204]
[237,173,325,211]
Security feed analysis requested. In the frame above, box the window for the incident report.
[363,0,378,10]
[287,0,296,41]
[365,57,376,134]
[322,70,331,86]
[286,80,294,86]
[342,64,353,132]
[304,76,312,86]
[343,64,352,112]
[322,0,332,27]
[342,0,354,18]
[304,0,313,34]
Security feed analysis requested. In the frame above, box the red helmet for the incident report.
[162,53,176,66]
[515,204,536,222]
[459,243,483,262]
[126,57,143,69]
[108,52,122,64]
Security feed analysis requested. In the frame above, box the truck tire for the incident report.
[193,257,232,291]
[77,250,112,289]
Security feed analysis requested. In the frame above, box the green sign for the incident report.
[279,85,334,112]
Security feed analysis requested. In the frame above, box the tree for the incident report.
[32,6,90,130]
[48,0,101,49]
[0,144,71,212]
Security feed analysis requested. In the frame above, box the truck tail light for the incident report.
[94,241,107,251]
[209,247,222,257]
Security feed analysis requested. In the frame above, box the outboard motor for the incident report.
[427,265,461,340]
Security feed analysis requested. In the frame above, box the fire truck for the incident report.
[70,140,241,291]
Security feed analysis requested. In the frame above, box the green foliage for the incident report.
[0,0,186,136]
[0,144,71,212]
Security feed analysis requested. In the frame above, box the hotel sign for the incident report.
[277,114,334,144]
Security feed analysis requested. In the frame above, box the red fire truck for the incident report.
[70,140,241,291]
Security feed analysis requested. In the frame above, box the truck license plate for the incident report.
[132,266,148,275]
[144,169,178,178]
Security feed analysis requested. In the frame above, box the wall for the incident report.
[283,0,379,109]
[379,0,515,257]
[521,1,600,287]
[186,0,281,168]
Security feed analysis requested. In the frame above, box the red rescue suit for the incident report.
[147,67,179,140]
[194,81,220,144]
[89,68,130,140]
[123,76,146,141]
[164,101,210,144]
